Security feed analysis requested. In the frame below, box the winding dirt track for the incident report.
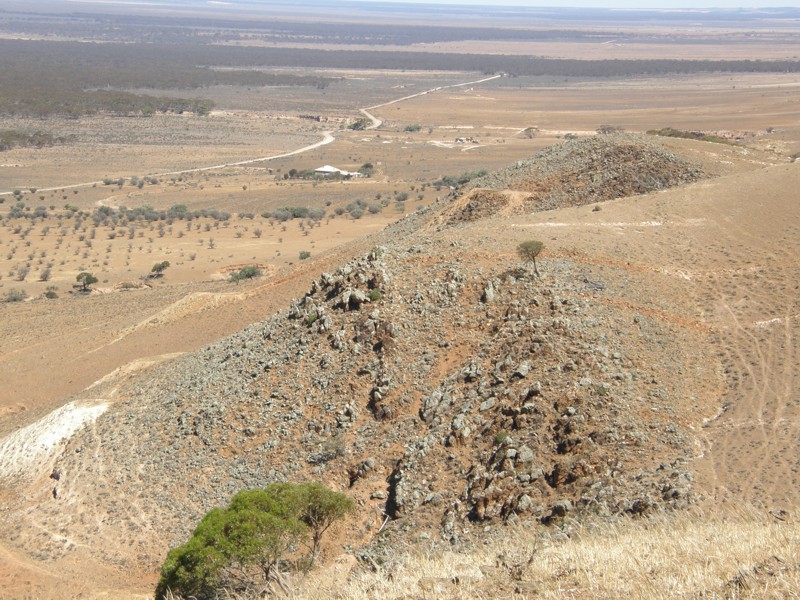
[1,73,502,196]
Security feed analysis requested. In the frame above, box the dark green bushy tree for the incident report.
[76,271,98,291]
[150,261,170,277]
[155,483,352,599]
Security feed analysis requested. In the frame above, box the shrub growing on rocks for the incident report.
[517,240,544,276]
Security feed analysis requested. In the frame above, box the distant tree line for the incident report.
[0,40,336,117]
[2,37,797,117]
[214,47,800,78]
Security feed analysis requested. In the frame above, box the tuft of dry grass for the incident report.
[288,510,800,599]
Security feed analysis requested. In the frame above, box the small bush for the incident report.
[348,118,371,130]
[229,265,262,283]
[3,288,27,302]
[150,261,170,277]
[517,240,544,276]
[299,250,311,260]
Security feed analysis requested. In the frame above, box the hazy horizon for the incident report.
[3,0,799,10]
[349,0,798,6]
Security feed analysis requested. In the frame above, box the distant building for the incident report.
[314,165,341,176]
[314,165,364,178]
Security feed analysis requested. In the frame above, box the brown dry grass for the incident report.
[291,510,800,599]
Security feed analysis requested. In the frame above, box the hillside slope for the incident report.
[0,136,796,598]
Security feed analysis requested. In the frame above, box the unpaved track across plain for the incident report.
[359,73,503,129]
[1,73,502,196]
[689,168,800,510]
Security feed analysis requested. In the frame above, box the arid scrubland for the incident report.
[1,3,800,599]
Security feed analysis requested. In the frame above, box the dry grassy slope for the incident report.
[0,136,796,598]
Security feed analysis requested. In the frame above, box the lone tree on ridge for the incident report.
[517,240,544,277]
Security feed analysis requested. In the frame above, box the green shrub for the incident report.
[150,260,170,277]
[434,169,489,189]
[368,289,382,302]
[155,483,352,600]
[299,250,311,260]
[76,271,98,291]
[348,118,371,130]
[229,265,262,283]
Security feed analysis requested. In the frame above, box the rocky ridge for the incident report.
[5,136,716,578]
[17,248,706,568]
[445,134,707,224]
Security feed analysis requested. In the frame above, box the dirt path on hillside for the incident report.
[687,168,800,511]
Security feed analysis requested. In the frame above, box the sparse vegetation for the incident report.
[0,10,797,600]
[597,124,625,134]
[434,169,488,189]
[291,511,800,599]
[0,130,74,151]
